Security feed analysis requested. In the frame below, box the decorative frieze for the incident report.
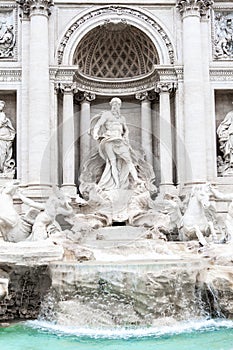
[57,6,175,65]
[213,11,233,60]
[210,69,233,81]
[52,68,76,83]
[177,0,213,18]
[16,0,53,17]
[0,69,21,82]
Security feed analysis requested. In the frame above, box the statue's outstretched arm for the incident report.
[92,114,106,140]
[210,187,233,201]
[18,192,44,210]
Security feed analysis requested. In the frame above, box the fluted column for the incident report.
[177,0,213,184]
[156,82,174,191]
[135,92,153,166]
[18,0,53,190]
[79,92,96,166]
[18,9,30,184]
[60,83,76,196]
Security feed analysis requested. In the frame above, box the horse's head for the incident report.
[191,184,210,209]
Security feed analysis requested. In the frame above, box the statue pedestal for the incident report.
[0,173,14,187]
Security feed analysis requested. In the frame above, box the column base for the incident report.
[159,183,177,195]
[61,184,77,197]
[19,183,54,199]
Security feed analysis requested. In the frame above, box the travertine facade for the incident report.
[0,0,232,198]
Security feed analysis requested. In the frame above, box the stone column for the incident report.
[18,9,30,184]
[201,9,216,181]
[60,83,77,196]
[18,0,53,192]
[177,0,213,184]
[79,92,96,166]
[135,92,153,166]
[155,82,175,192]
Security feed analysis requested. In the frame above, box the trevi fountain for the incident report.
[0,0,233,349]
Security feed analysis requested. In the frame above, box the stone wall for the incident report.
[0,265,51,322]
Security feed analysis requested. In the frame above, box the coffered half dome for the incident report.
[73,22,159,80]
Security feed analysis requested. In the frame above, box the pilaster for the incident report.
[177,0,213,184]
[17,0,54,193]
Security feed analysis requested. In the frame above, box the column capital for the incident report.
[16,0,54,18]
[155,82,177,94]
[135,90,158,102]
[58,82,77,94]
[176,0,213,18]
[75,91,96,103]
[135,91,149,101]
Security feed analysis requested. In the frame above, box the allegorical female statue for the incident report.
[217,106,233,175]
[0,100,15,174]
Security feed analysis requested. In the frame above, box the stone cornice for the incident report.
[177,0,213,18]
[16,0,53,17]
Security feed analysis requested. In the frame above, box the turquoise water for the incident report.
[0,319,233,350]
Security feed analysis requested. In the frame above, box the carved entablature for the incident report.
[213,10,233,60]
[73,69,160,96]
[16,0,53,17]
[57,6,175,66]
[52,66,181,97]
[210,68,233,81]
[177,0,213,18]
[0,69,21,82]
[0,5,17,60]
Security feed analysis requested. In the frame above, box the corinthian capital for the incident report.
[17,0,54,17]
[59,82,77,94]
[155,82,176,94]
[177,0,213,18]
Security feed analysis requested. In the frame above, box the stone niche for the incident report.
[71,95,162,189]
[0,91,16,178]
[215,90,233,176]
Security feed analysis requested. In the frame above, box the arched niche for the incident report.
[56,5,176,67]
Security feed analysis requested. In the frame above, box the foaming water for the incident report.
[0,319,233,350]
[27,318,233,339]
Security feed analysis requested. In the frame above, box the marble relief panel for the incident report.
[0,7,16,60]
[214,11,233,60]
